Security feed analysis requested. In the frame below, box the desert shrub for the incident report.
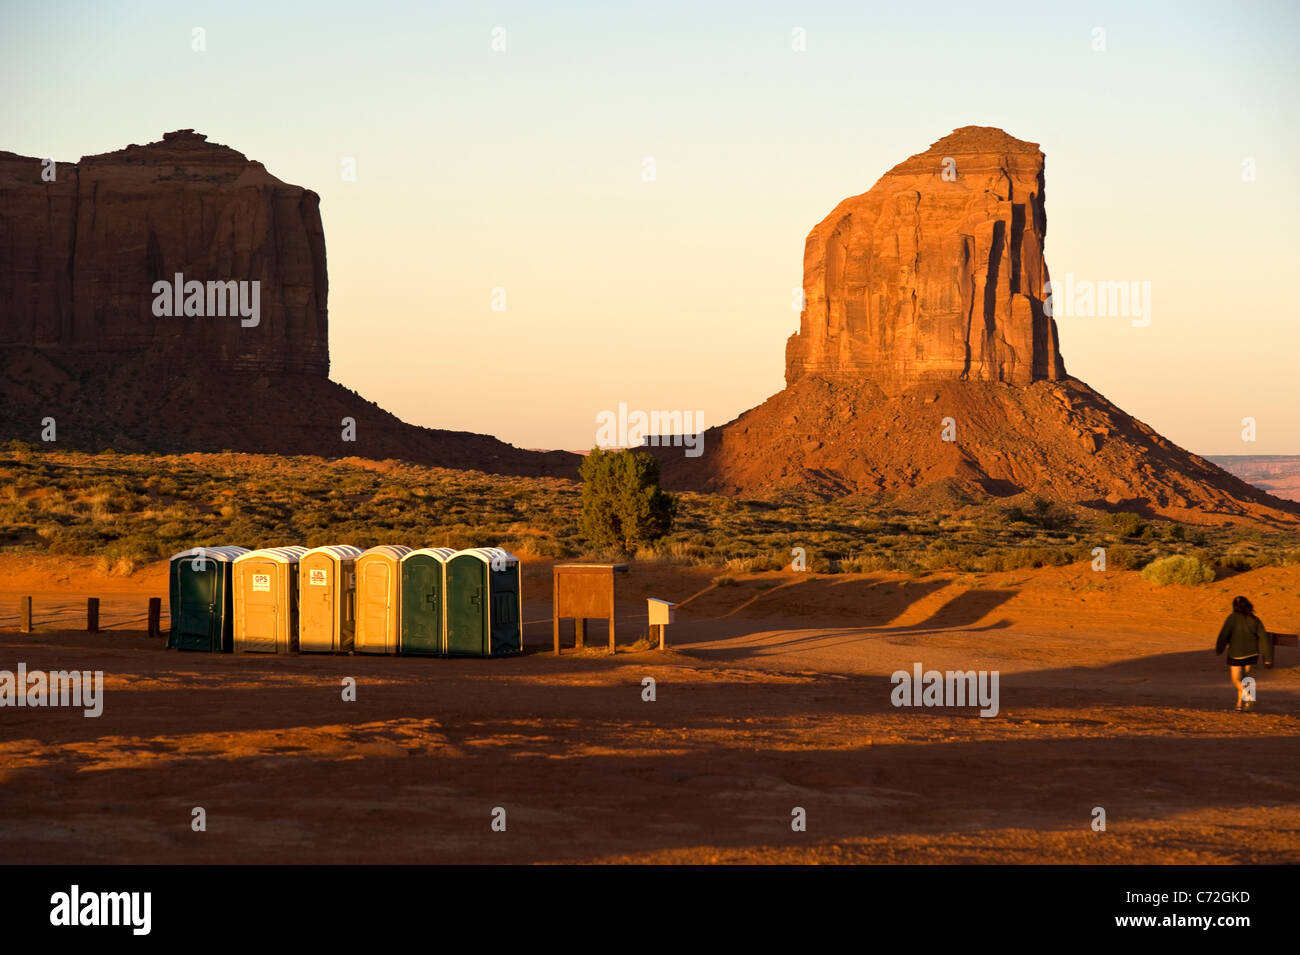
[722,555,774,574]
[505,536,569,559]
[578,449,677,554]
[980,546,1075,572]
[1003,497,1073,531]
[841,553,896,573]
[1216,555,1252,573]
[95,555,138,577]
[154,521,190,540]
[920,546,980,572]
[1142,554,1215,586]
[102,535,160,561]
[296,508,332,530]
[1102,544,1140,570]
[1224,553,1277,570]
[1103,511,1147,538]
[655,539,711,563]
[713,575,736,587]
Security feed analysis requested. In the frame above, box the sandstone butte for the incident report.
[0,130,576,476]
[654,126,1298,525]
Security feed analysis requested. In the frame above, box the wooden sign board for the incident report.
[553,563,628,654]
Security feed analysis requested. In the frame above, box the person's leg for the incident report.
[1230,665,1244,710]
[1242,664,1254,710]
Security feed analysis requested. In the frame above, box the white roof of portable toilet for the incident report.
[359,545,413,560]
[169,546,250,563]
[402,547,456,562]
[302,545,365,561]
[452,547,520,567]
[234,546,308,565]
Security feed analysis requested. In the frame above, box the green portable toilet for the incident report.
[445,548,522,657]
[399,547,454,656]
[167,546,250,652]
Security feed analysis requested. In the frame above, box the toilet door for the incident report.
[240,560,280,652]
[300,556,335,651]
[401,557,442,655]
[358,560,393,652]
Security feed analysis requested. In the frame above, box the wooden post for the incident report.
[608,614,615,654]
[657,623,665,651]
[553,614,560,655]
[147,597,161,639]
[575,617,585,650]
[19,597,32,633]
[86,597,100,633]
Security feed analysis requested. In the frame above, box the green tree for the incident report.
[579,448,677,554]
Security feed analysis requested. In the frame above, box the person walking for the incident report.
[1215,596,1273,711]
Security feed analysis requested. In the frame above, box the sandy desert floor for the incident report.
[1,555,1298,864]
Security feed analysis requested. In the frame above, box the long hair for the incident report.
[1232,595,1254,615]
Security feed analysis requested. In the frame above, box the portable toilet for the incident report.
[233,546,307,653]
[445,547,522,657]
[354,545,412,654]
[399,547,454,656]
[298,545,364,653]
[167,546,250,652]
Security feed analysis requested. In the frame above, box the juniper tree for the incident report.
[579,448,677,554]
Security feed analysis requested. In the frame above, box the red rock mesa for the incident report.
[0,131,575,475]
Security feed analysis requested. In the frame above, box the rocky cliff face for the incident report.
[653,128,1298,524]
[786,126,1066,392]
[0,130,328,375]
[0,131,577,477]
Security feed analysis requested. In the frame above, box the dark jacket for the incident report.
[1215,612,1273,666]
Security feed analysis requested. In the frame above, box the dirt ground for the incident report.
[1,555,1298,864]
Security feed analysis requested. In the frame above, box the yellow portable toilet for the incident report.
[233,546,307,653]
[354,545,412,655]
[298,545,364,653]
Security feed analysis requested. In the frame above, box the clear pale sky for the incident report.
[3,0,1298,454]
